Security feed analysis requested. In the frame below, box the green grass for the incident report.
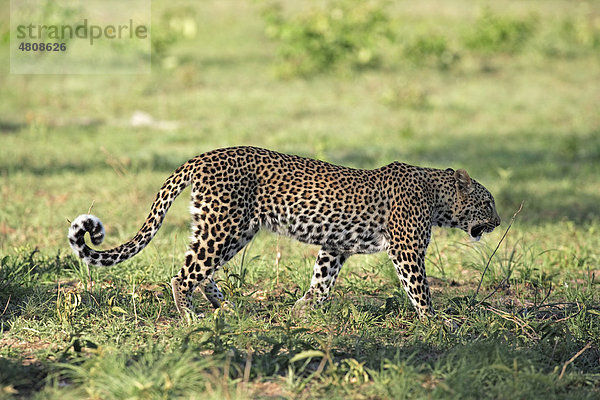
[1,0,599,398]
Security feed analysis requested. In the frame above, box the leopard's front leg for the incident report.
[386,205,435,319]
[387,244,434,319]
[293,249,348,311]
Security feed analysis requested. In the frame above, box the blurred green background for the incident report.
[0,1,599,397]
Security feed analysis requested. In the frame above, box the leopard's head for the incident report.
[448,169,501,241]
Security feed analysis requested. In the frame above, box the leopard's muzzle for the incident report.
[470,217,501,241]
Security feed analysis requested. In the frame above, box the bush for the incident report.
[152,6,198,67]
[402,34,459,70]
[539,16,600,58]
[463,8,538,54]
[261,0,395,78]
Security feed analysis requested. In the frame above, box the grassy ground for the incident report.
[1,0,599,398]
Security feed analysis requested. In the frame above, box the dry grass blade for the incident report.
[559,342,592,380]
[243,346,253,387]
[0,295,10,317]
[471,202,523,307]
[483,305,539,339]
[87,200,96,215]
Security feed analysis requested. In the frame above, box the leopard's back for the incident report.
[189,147,392,254]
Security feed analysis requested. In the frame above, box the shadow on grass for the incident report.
[0,120,26,134]
[0,357,46,397]
[361,339,600,399]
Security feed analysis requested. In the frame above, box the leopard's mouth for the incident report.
[470,224,490,241]
[470,221,499,241]
[470,224,486,239]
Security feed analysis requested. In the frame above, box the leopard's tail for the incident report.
[68,159,197,267]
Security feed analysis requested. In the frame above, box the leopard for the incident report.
[68,146,501,319]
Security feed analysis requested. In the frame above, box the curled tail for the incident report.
[68,159,197,266]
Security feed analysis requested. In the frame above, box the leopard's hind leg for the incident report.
[171,276,225,315]
[171,194,259,315]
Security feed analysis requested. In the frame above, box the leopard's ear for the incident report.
[454,169,473,195]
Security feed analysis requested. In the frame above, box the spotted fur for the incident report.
[68,146,500,318]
